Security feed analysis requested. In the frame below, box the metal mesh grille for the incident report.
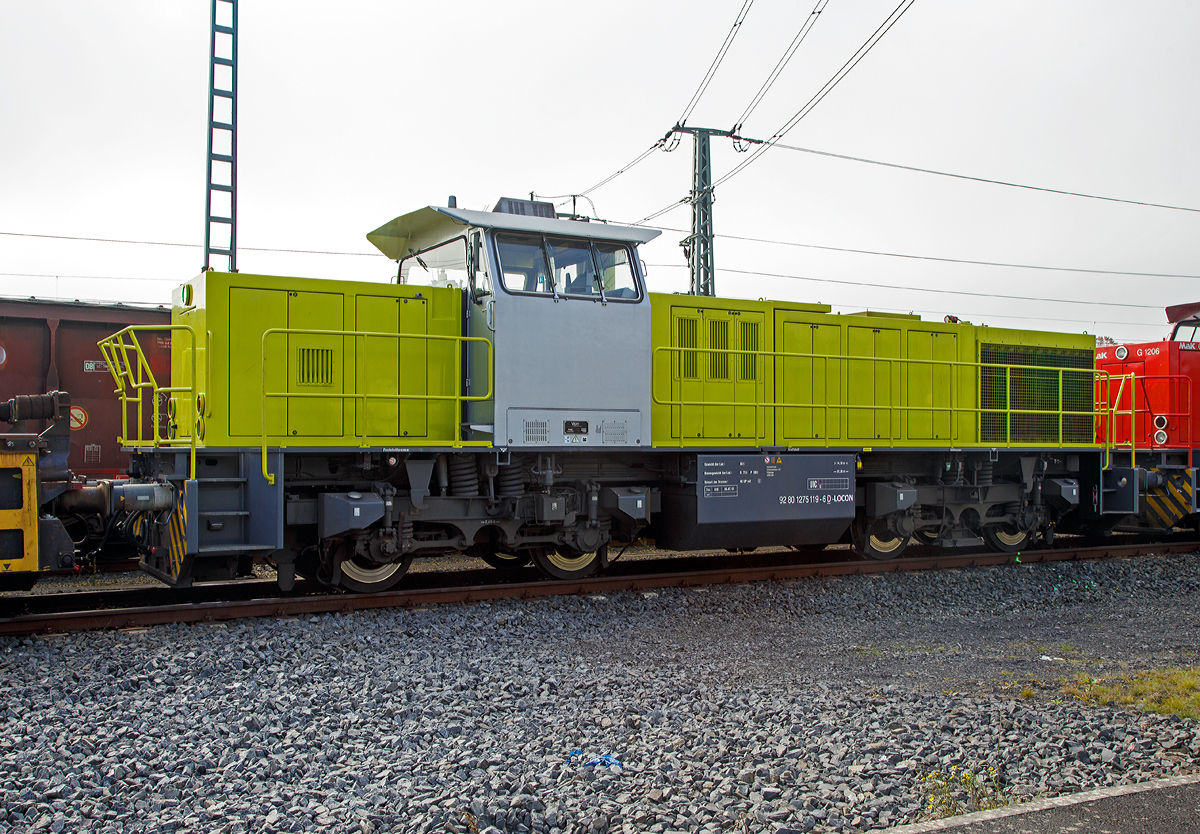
[678,318,698,379]
[297,347,334,386]
[980,344,1094,443]
[523,420,548,444]
[738,320,759,381]
[708,319,729,380]
[601,421,628,444]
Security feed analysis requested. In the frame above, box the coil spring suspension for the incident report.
[497,456,526,498]
[977,462,994,487]
[448,455,480,497]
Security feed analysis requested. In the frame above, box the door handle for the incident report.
[486,298,495,331]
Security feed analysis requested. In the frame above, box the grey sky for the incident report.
[1,0,1196,342]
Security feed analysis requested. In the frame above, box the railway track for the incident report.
[2,538,1197,637]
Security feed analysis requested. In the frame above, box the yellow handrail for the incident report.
[259,328,494,484]
[651,344,1135,460]
[97,324,199,480]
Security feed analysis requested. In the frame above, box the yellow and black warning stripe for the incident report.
[1143,468,1196,530]
[166,480,189,579]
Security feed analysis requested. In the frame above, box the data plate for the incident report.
[697,454,856,524]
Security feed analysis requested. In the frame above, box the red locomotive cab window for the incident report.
[1171,317,1200,342]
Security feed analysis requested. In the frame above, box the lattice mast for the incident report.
[203,0,238,272]
[671,125,753,297]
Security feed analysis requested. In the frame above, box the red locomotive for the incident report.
[1094,303,1200,532]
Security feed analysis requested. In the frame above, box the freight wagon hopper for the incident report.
[0,298,171,477]
[88,198,1150,593]
[0,299,173,584]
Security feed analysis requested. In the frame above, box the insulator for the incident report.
[497,456,526,498]
[448,455,480,497]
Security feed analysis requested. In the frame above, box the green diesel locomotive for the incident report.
[59,198,1158,592]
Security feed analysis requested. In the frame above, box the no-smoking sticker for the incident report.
[69,406,89,430]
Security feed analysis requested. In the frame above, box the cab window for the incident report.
[398,237,469,288]
[495,233,640,301]
[471,232,493,299]
[550,240,598,297]
[496,234,554,294]
[593,242,638,299]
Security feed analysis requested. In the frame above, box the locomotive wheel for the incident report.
[334,544,414,593]
[852,518,909,560]
[982,524,1032,553]
[477,548,532,570]
[912,530,941,545]
[532,545,606,580]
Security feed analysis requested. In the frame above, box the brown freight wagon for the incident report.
[0,297,171,478]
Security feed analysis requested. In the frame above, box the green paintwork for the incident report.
[170,272,466,448]
[649,294,1099,449]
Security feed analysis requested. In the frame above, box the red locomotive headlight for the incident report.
[1115,346,1128,360]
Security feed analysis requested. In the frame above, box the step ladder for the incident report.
[203,0,238,273]
[144,454,279,587]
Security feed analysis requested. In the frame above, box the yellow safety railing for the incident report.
[97,324,199,480]
[259,328,494,484]
[652,345,1136,465]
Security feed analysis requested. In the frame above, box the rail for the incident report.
[97,325,199,479]
[259,328,494,485]
[651,345,1135,463]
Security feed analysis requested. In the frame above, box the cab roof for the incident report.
[366,205,661,260]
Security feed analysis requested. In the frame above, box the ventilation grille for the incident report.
[297,347,334,386]
[678,318,698,379]
[601,421,628,444]
[738,320,759,381]
[980,344,1094,443]
[708,318,729,380]
[523,420,549,444]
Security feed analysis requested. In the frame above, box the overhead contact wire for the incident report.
[731,0,831,132]
[713,0,918,190]
[578,0,756,200]
[769,143,1200,214]
[579,142,664,197]
[638,224,1200,279]
[646,263,1166,309]
[635,0,916,224]
[677,0,755,125]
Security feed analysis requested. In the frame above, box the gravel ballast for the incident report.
[2,553,1199,833]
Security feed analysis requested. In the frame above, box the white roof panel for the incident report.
[366,205,660,260]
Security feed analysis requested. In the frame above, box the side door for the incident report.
[489,232,650,449]
[847,325,900,441]
[774,311,842,444]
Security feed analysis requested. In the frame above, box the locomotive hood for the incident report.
[366,205,660,260]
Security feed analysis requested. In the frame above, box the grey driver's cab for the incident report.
[367,198,660,450]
